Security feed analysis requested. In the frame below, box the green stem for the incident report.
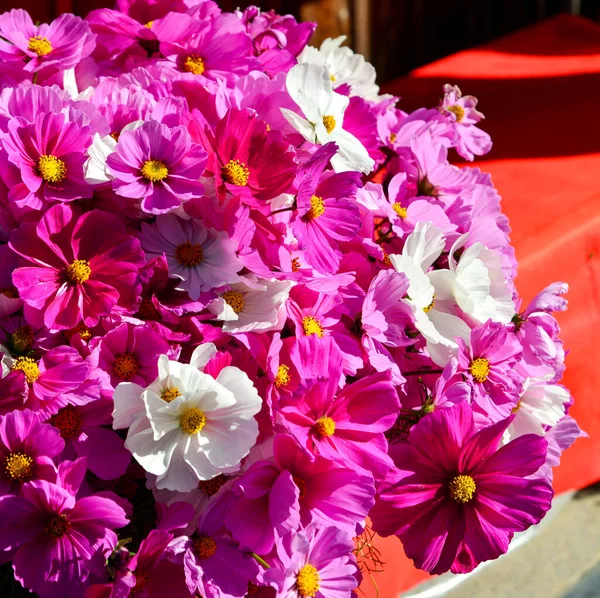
[251,553,271,569]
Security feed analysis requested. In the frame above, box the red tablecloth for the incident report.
[362,15,600,597]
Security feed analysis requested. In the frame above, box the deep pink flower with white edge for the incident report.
[0,476,128,596]
[91,321,172,391]
[9,204,145,331]
[263,523,359,598]
[0,9,95,73]
[140,213,243,300]
[456,319,523,425]
[107,120,207,215]
[0,110,93,211]
[279,370,399,480]
[439,84,492,161]
[48,399,131,480]
[291,143,362,274]
[0,409,64,495]
[371,401,553,575]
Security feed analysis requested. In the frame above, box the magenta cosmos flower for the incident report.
[107,120,207,214]
[0,345,92,418]
[0,478,128,596]
[264,523,358,598]
[0,409,64,494]
[209,107,297,206]
[9,204,145,331]
[279,370,399,480]
[0,110,93,210]
[292,143,362,275]
[91,321,171,390]
[371,401,553,575]
[224,434,374,554]
[0,9,95,73]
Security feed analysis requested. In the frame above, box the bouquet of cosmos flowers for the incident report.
[0,1,583,597]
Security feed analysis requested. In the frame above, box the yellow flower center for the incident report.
[28,36,53,56]
[66,260,91,284]
[330,73,336,82]
[389,132,397,143]
[306,195,325,220]
[302,316,324,338]
[45,514,70,538]
[183,54,205,75]
[37,155,67,183]
[11,357,40,384]
[110,131,120,142]
[511,400,522,414]
[193,535,217,559]
[175,242,204,267]
[4,452,33,481]
[222,159,250,187]
[423,296,435,313]
[114,354,140,380]
[161,387,181,403]
[449,474,477,503]
[180,407,206,434]
[50,406,83,440]
[392,202,407,218]
[11,325,34,353]
[221,290,245,314]
[291,257,301,272]
[469,358,490,383]
[65,322,91,342]
[293,475,307,500]
[141,159,169,182]
[447,104,465,122]
[144,21,154,29]
[314,416,335,437]
[322,115,336,134]
[197,474,229,496]
[274,364,291,388]
[296,564,320,597]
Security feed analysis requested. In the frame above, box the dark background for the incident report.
[3,0,600,83]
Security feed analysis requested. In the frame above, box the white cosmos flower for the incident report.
[83,120,144,185]
[208,274,293,334]
[429,235,515,324]
[119,351,261,492]
[281,62,374,174]
[298,36,386,102]
[506,379,570,441]
[389,221,471,364]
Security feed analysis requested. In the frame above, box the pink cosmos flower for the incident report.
[0,409,64,494]
[279,370,399,480]
[0,110,93,210]
[9,204,145,331]
[439,84,492,161]
[91,321,172,390]
[371,402,553,575]
[291,143,362,274]
[0,477,128,596]
[140,213,243,300]
[0,245,22,317]
[263,523,359,598]
[0,10,95,73]
[159,13,259,85]
[49,399,132,480]
[208,107,297,206]
[456,320,523,425]
[107,120,207,214]
[0,345,93,418]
